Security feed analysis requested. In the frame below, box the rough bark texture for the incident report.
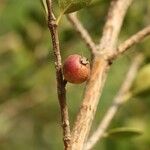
[44,0,150,149]
[85,54,144,150]
[46,0,71,149]
[70,56,109,150]
[69,0,133,149]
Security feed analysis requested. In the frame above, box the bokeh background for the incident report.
[0,0,150,149]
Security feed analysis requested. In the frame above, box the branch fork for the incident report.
[45,0,150,149]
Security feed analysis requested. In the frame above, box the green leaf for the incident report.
[132,64,150,96]
[40,0,48,15]
[58,0,93,14]
[105,127,143,139]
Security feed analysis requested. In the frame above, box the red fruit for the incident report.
[63,54,90,84]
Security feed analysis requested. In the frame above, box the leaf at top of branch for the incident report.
[58,0,93,14]
[105,127,143,140]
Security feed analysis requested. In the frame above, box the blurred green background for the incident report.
[0,0,150,149]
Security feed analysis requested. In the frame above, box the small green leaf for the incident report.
[58,0,93,14]
[40,0,48,15]
[105,127,142,139]
[132,64,150,96]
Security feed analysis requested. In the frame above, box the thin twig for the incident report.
[67,13,97,54]
[85,53,144,150]
[46,0,71,149]
[99,0,133,51]
[110,26,150,59]
[69,0,132,149]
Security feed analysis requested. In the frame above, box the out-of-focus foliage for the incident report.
[105,127,142,140]
[132,64,150,96]
[0,0,149,150]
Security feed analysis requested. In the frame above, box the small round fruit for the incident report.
[63,54,90,84]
